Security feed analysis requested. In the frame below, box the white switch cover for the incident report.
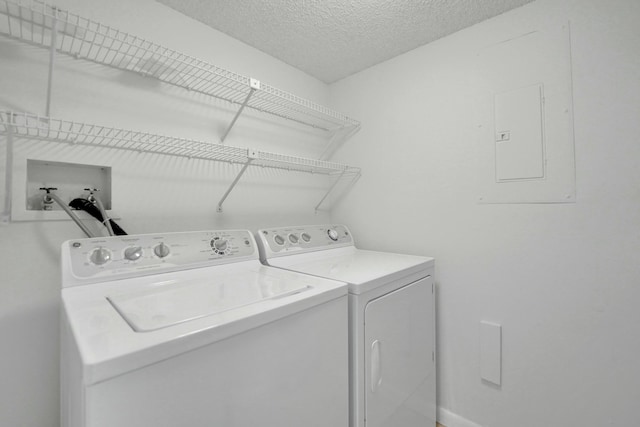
[480,321,502,385]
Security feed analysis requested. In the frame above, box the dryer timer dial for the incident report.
[327,229,339,241]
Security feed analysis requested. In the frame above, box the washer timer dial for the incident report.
[210,237,229,254]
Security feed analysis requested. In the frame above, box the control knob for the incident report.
[288,234,299,244]
[212,238,228,252]
[90,247,111,265]
[301,232,311,242]
[274,234,285,246]
[154,242,171,258]
[124,246,143,261]
[327,229,339,241]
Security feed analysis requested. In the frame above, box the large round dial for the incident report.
[153,242,171,258]
[124,246,143,261]
[90,247,111,265]
[212,238,228,252]
[327,229,339,241]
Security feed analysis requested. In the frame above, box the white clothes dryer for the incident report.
[60,229,349,427]
[256,224,436,427]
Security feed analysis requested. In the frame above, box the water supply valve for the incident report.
[40,187,58,211]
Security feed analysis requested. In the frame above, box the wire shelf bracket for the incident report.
[216,153,255,213]
[220,79,260,143]
[320,124,361,161]
[314,170,346,214]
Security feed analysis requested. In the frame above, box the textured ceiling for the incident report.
[156,0,536,83]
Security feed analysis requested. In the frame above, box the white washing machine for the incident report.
[60,229,349,427]
[256,224,436,427]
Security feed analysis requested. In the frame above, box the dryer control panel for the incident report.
[257,224,353,258]
[62,230,257,286]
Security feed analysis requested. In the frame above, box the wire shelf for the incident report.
[0,0,361,133]
[0,111,361,176]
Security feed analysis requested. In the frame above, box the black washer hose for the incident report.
[69,198,127,236]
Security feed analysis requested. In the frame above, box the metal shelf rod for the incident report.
[216,158,253,213]
[315,170,347,213]
[220,86,257,143]
[320,124,360,160]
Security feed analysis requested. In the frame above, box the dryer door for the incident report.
[364,276,435,427]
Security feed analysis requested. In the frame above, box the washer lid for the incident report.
[108,274,309,332]
[61,261,347,385]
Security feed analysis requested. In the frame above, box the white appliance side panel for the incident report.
[84,297,348,427]
[364,277,435,427]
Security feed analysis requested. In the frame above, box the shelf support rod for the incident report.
[319,128,344,161]
[220,78,261,143]
[45,9,59,117]
[2,113,14,225]
[216,159,253,213]
[314,170,346,214]
[319,124,360,161]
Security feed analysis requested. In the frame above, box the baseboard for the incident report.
[437,407,483,427]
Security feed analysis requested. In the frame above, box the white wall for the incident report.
[0,1,334,426]
[329,0,640,426]
[3,0,639,426]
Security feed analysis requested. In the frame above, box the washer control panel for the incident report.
[63,230,257,283]
[258,224,353,256]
